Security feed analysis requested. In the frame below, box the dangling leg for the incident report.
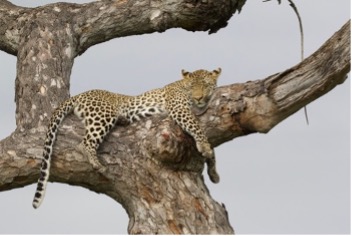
[78,139,105,170]
[79,113,117,171]
[206,154,220,183]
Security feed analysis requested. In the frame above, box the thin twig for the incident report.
[287,0,309,125]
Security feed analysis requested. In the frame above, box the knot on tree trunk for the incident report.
[142,118,206,174]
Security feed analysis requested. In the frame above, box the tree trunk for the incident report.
[0,0,350,234]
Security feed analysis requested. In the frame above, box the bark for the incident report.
[0,0,350,234]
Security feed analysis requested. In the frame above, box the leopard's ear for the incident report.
[212,68,222,75]
[181,69,190,79]
[211,68,221,81]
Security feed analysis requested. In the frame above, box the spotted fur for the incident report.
[32,68,221,209]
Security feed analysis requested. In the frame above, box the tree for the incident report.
[0,0,350,234]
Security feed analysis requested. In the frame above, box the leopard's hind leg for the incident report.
[79,111,118,171]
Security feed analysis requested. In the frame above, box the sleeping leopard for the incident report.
[32,68,222,209]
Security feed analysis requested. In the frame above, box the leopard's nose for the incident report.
[193,95,203,102]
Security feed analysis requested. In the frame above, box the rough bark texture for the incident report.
[0,0,350,234]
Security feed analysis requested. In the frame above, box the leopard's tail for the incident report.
[32,97,77,209]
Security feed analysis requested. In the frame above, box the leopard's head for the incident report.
[181,68,221,109]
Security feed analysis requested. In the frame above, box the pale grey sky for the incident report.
[0,0,350,234]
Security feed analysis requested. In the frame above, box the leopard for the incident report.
[32,68,222,209]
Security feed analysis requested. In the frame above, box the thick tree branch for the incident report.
[0,0,245,56]
[203,20,350,145]
[73,0,244,54]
